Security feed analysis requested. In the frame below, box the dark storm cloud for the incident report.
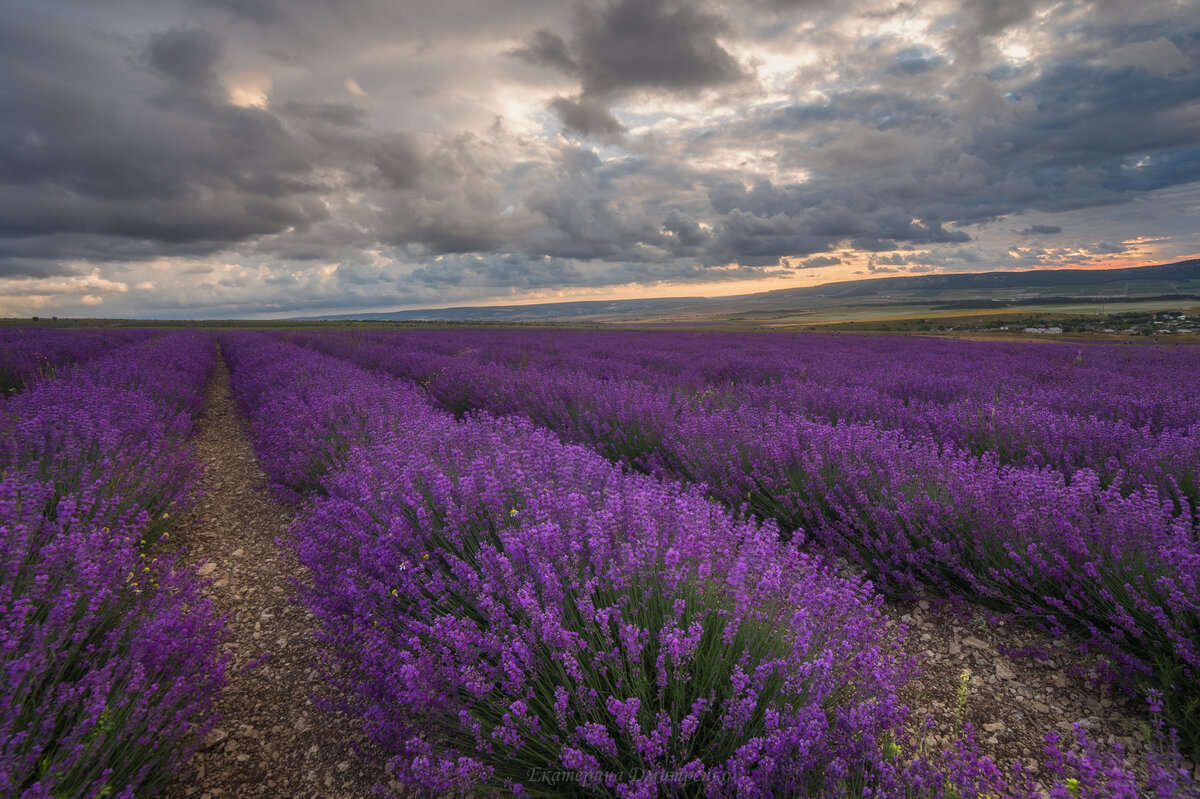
[0,258,80,279]
[0,6,332,257]
[0,1,538,278]
[662,210,711,249]
[698,176,970,262]
[799,255,841,268]
[516,0,749,136]
[567,0,747,96]
[972,61,1200,185]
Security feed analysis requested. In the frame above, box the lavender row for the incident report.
[229,331,1198,796]
[284,330,1200,510]
[4,332,216,534]
[0,328,159,397]
[283,330,1200,757]
[220,332,936,796]
[281,330,1198,524]
[0,332,226,798]
[312,328,1200,432]
[223,331,438,502]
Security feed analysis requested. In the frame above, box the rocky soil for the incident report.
[889,594,1173,790]
[163,353,393,799]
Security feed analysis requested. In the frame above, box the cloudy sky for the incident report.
[2,0,1198,318]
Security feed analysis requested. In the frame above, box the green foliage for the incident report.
[1145,653,1200,761]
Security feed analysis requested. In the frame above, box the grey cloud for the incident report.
[704,179,969,260]
[939,248,984,262]
[662,210,711,248]
[693,16,1200,256]
[549,96,624,139]
[407,254,583,289]
[516,0,749,138]
[1018,225,1062,235]
[0,258,81,279]
[333,263,393,285]
[888,47,947,77]
[192,0,282,25]
[402,251,783,293]
[571,0,748,96]
[1107,37,1191,75]
[859,2,916,19]
[279,100,369,127]
[962,0,1040,37]
[148,28,222,90]
[514,29,579,74]
[0,14,332,254]
[0,6,537,274]
[371,132,424,190]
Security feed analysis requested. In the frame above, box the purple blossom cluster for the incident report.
[279,329,1200,758]
[0,328,158,397]
[223,332,923,796]
[222,331,438,501]
[1,332,226,798]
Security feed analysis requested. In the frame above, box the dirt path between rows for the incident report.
[164,350,392,799]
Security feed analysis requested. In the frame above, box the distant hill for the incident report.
[294,297,709,323]
[758,258,1200,300]
[293,259,1200,323]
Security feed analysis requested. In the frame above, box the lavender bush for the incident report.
[303,425,916,797]
[0,329,157,397]
[0,331,226,797]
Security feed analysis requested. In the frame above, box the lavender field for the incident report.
[3,327,1199,797]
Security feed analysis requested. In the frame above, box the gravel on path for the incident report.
[163,349,392,799]
[887,591,1189,790]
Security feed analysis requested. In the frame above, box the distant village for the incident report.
[876,309,1200,337]
[1008,310,1195,336]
